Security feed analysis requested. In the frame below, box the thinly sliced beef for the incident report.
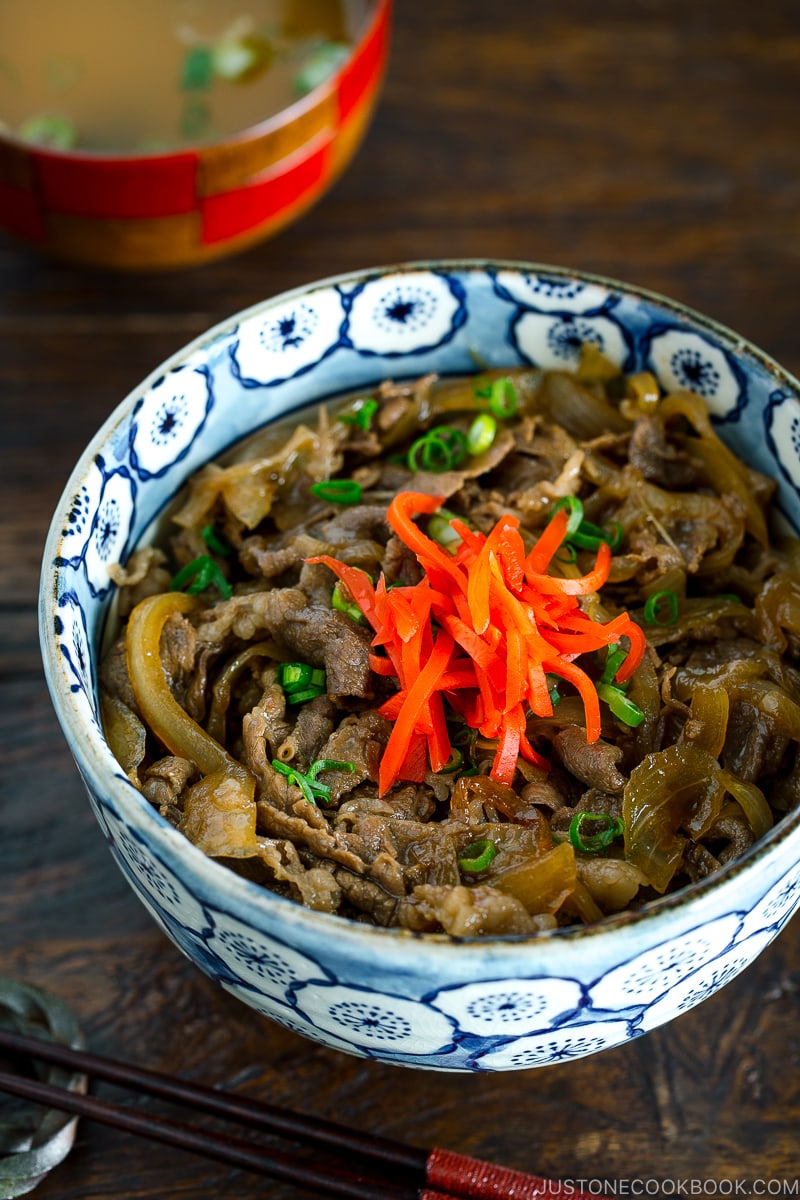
[195,589,373,698]
[275,695,338,770]
[552,727,627,794]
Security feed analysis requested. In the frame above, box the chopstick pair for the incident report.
[0,1027,598,1200]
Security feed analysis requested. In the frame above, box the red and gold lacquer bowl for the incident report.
[0,0,391,269]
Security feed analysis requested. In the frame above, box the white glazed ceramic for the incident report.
[40,262,800,1071]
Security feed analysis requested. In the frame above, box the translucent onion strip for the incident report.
[126,592,253,784]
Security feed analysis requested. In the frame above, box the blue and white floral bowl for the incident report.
[40,262,800,1071]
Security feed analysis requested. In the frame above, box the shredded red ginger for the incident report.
[308,491,645,796]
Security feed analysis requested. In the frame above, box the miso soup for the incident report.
[0,0,372,153]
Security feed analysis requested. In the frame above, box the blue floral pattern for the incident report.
[493,271,613,314]
[345,270,466,356]
[130,366,213,479]
[54,590,99,727]
[738,862,800,939]
[512,310,630,371]
[643,327,743,418]
[205,910,329,999]
[636,930,777,1033]
[765,389,800,497]
[220,981,365,1055]
[292,981,455,1056]
[231,289,347,386]
[42,263,800,1073]
[587,913,743,1011]
[473,1019,634,1071]
[429,977,583,1035]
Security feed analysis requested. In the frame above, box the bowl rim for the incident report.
[0,0,390,163]
[39,257,800,957]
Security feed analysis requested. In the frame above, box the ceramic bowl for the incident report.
[40,261,800,1071]
[0,1,390,270]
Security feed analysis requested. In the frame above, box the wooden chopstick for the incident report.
[0,1027,424,1177]
[0,1064,415,1200]
[0,1028,601,1200]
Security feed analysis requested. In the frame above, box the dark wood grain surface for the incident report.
[2,2,799,1196]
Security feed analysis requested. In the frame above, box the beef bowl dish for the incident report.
[41,262,800,1071]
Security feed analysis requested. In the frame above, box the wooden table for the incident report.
[2,2,799,1195]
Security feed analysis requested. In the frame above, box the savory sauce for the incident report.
[0,0,371,153]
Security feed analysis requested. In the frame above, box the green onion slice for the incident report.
[272,758,354,805]
[272,759,318,805]
[338,397,378,431]
[569,519,623,552]
[600,644,629,685]
[307,759,355,779]
[475,377,519,418]
[458,838,498,873]
[428,509,463,550]
[552,499,622,552]
[407,426,468,473]
[332,581,367,624]
[466,413,497,456]
[278,662,312,691]
[170,555,232,600]
[310,479,363,505]
[551,496,585,536]
[568,812,625,854]
[597,682,645,727]
[201,524,233,557]
[285,687,325,705]
[643,589,680,626]
[438,747,464,774]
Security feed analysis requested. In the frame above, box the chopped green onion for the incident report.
[643,589,679,626]
[338,397,378,431]
[466,413,497,456]
[310,479,363,505]
[554,542,578,564]
[201,524,233,557]
[277,663,326,697]
[545,673,561,706]
[551,496,585,536]
[552,499,622,552]
[438,747,463,774]
[475,377,519,418]
[458,838,498,873]
[271,759,318,805]
[293,40,351,97]
[332,581,367,624]
[181,46,214,91]
[211,35,272,83]
[18,113,78,150]
[569,519,619,551]
[278,662,312,691]
[285,686,325,705]
[600,644,629,685]
[307,759,355,779]
[568,813,625,854]
[407,426,468,473]
[428,508,463,550]
[605,522,624,553]
[272,757,354,805]
[170,555,232,600]
[597,682,645,727]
